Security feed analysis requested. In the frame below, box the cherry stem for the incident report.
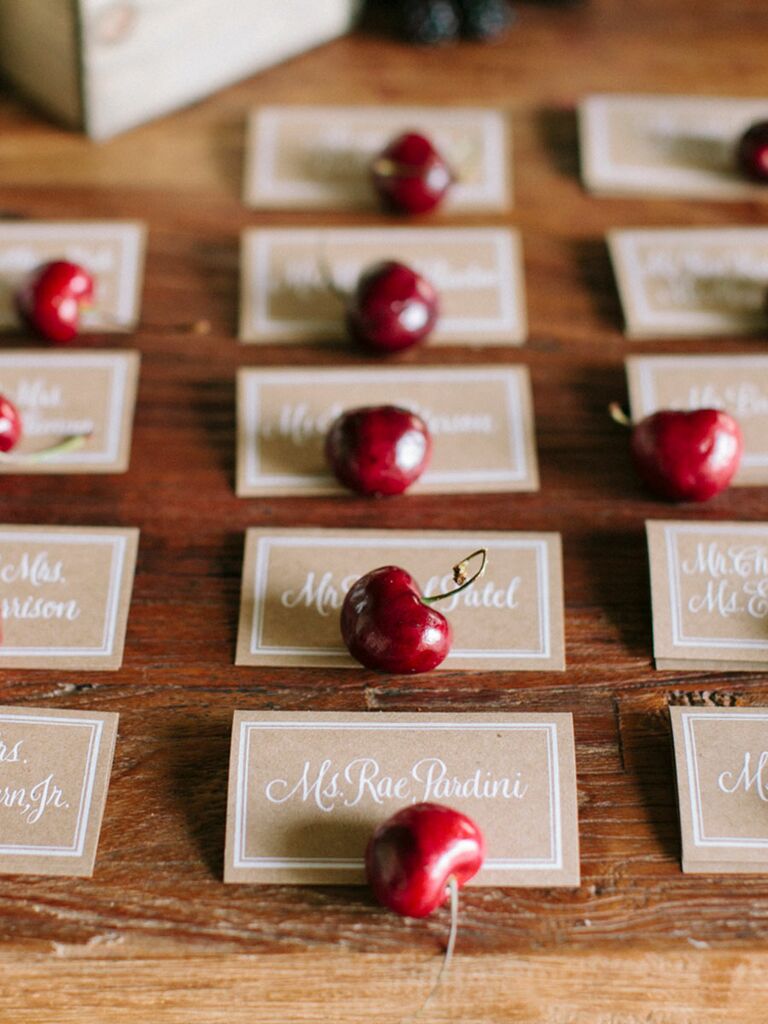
[401,876,459,1024]
[0,433,90,463]
[608,402,633,429]
[422,548,488,605]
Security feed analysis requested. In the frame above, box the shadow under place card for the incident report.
[239,227,526,345]
[0,221,146,333]
[626,354,768,487]
[0,526,139,670]
[647,520,768,671]
[0,350,140,474]
[236,528,565,671]
[243,105,511,211]
[580,94,768,200]
[0,707,117,877]
[671,706,768,873]
[236,365,538,496]
[608,228,768,338]
[224,711,580,887]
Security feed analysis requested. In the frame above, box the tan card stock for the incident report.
[627,355,768,486]
[0,221,146,333]
[236,365,539,496]
[609,228,768,338]
[236,528,565,671]
[224,711,580,887]
[647,520,768,671]
[671,706,768,873]
[239,227,527,345]
[0,526,139,670]
[0,350,139,474]
[244,105,511,211]
[0,706,117,877]
[580,94,768,200]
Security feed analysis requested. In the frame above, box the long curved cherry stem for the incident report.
[608,402,632,428]
[422,548,488,605]
[401,876,459,1024]
[0,433,90,463]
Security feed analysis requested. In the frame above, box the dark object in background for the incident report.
[396,0,461,44]
[360,0,515,44]
[458,0,514,39]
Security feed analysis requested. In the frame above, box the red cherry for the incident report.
[629,408,743,502]
[0,395,21,453]
[346,261,439,353]
[366,803,485,918]
[736,121,768,183]
[325,405,432,496]
[16,260,94,344]
[371,132,454,215]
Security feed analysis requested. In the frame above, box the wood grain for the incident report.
[1,0,768,1019]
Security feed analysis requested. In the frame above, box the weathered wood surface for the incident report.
[1,0,768,1019]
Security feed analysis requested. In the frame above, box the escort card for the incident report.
[627,355,768,486]
[236,365,539,497]
[224,711,580,887]
[243,105,511,211]
[0,350,139,474]
[670,706,768,873]
[580,94,768,200]
[0,707,117,877]
[609,228,768,338]
[0,526,139,670]
[0,221,146,333]
[647,520,768,671]
[239,227,527,345]
[236,528,565,671]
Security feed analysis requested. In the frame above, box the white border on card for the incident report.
[233,720,561,871]
[0,532,127,658]
[249,535,550,660]
[0,714,103,857]
[241,367,530,489]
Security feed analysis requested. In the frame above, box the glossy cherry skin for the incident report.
[0,395,21,453]
[630,408,743,502]
[371,132,453,215]
[366,803,485,918]
[346,261,439,353]
[16,260,94,344]
[736,121,768,183]
[341,565,451,673]
[325,405,432,496]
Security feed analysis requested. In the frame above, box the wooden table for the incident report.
[2,1,768,1020]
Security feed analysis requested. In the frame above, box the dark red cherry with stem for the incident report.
[609,403,743,502]
[0,395,21,453]
[736,121,768,183]
[325,405,432,496]
[346,260,439,353]
[16,260,94,344]
[341,547,487,673]
[371,131,454,215]
[366,802,485,919]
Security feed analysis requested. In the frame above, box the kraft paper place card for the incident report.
[0,525,139,670]
[0,706,118,877]
[236,365,539,497]
[0,221,146,333]
[243,105,511,211]
[236,528,565,671]
[670,706,768,873]
[224,711,580,887]
[239,227,527,345]
[646,520,768,671]
[627,355,768,487]
[608,228,768,339]
[580,94,768,200]
[0,350,140,474]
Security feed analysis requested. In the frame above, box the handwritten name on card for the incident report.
[236,366,539,496]
[235,528,565,671]
[224,712,580,887]
[671,707,768,873]
[244,106,510,211]
[0,707,117,877]
[0,526,139,670]
[239,227,527,345]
